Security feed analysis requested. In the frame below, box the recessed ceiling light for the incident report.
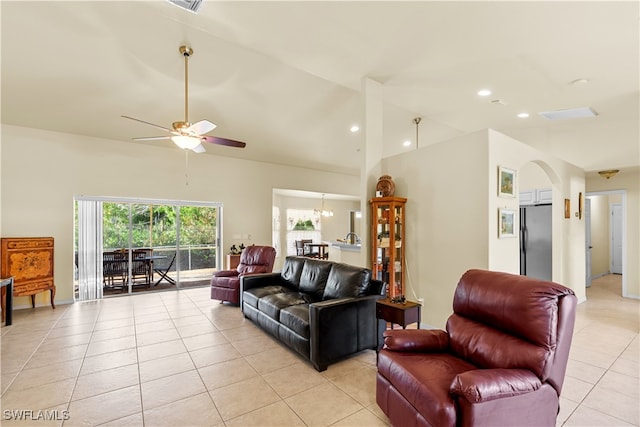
[517,112,530,118]
[403,140,411,147]
[478,89,492,97]
[570,78,590,86]
[350,125,359,133]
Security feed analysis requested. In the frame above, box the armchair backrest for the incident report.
[446,269,576,395]
[237,245,276,275]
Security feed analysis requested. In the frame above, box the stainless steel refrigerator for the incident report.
[520,204,552,281]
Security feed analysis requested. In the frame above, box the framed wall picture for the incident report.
[498,166,516,198]
[499,208,516,238]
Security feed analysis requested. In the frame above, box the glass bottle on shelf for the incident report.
[370,196,407,298]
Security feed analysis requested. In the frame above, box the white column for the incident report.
[360,77,384,267]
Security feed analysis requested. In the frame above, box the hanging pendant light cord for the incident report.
[414,117,422,150]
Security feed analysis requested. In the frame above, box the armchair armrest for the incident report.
[213,269,239,278]
[450,369,541,403]
[383,329,449,352]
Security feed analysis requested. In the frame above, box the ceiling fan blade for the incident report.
[133,136,171,141]
[202,135,247,148]
[188,120,217,135]
[121,115,173,133]
[191,143,206,153]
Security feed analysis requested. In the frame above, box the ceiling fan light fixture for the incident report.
[172,135,201,150]
[598,169,620,179]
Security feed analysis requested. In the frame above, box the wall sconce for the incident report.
[598,169,619,179]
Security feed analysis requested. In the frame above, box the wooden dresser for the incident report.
[1,237,56,315]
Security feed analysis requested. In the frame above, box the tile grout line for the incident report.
[1,304,75,400]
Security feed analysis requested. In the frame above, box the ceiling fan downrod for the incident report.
[176,45,194,130]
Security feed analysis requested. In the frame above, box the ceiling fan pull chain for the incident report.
[185,150,189,186]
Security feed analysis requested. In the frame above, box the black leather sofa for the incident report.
[241,256,386,371]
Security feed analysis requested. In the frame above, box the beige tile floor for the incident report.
[1,274,638,426]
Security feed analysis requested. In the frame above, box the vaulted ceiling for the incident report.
[2,1,638,175]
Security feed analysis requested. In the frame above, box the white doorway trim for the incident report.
[585,190,629,298]
[610,203,623,274]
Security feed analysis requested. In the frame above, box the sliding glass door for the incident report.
[178,206,218,287]
[75,197,221,300]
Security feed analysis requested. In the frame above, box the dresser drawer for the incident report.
[13,279,55,297]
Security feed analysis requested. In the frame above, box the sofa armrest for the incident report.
[213,269,239,278]
[309,295,380,370]
[450,369,542,403]
[240,272,283,292]
[383,329,449,352]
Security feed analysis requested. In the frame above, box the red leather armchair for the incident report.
[376,269,577,427]
[210,245,276,305]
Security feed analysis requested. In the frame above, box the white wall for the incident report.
[383,129,586,329]
[1,125,359,307]
[384,131,490,328]
[488,130,586,300]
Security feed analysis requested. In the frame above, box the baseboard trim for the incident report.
[9,299,74,311]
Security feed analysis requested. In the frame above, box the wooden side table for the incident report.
[376,298,422,353]
[376,298,421,329]
[226,254,241,270]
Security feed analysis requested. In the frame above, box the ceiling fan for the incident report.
[122,45,246,152]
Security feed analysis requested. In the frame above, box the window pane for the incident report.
[178,206,218,288]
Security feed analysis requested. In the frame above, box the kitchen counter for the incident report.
[329,241,364,267]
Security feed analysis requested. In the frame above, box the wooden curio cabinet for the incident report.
[370,197,406,298]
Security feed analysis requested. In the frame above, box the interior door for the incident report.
[585,198,592,287]
[611,203,623,274]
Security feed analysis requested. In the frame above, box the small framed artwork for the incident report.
[498,166,516,198]
[499,208,516,238]
[564,199,571,219]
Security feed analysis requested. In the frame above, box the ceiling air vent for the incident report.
[167,0,203,14]
[538,107,598,120]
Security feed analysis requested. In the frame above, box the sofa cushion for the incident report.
[243,285,291,308]
[323,263,372,300]
[258,292,311,321]
[281,256,306,289]
[299,259,332,298]
[280,304,311,338]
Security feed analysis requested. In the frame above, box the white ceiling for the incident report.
[2,1,638,176]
